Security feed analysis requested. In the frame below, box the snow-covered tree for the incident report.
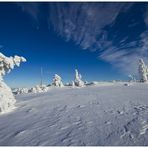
[74,69,84,87]
[128,74,136,82]
[138,58,148,82]
[0,52,26,113]
[52,74,64,87]
[30,85,43,93]
[41,85,49,92]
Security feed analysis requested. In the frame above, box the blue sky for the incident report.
[0,2,148,88]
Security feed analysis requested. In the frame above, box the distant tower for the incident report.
[40,67,43,86]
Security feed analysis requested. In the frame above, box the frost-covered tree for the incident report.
[41,85,49,92]
[52,74,64,87]
[138,58,148,82]
[74,69,84,87]
[128,74,136,82]
[0,52,26,113]
[30,85,43,93]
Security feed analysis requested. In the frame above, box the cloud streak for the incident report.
[17,2,40,22]
[48,3,129,49]
[18,2,148,75]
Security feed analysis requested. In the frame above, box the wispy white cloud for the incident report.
[48,3,130,50]
[18,2,148,75]
[17,2,40,22]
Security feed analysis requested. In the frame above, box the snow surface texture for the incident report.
[0,53,26,114]
[0,82,148,146]
[74,69,84,87]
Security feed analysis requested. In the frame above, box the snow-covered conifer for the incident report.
[128,74,136,82]
[0,52,26,113]
[74,69,84,87]
[138,58,148,82]
[52,74,64,87]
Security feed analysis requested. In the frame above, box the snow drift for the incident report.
[29,85,49,93]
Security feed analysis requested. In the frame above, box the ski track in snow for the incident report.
[0,82,148,146]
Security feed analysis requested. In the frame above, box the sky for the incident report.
[0,2,148,88]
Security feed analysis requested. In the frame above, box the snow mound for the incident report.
[13,85,50,95]
[13,88,29,95]
[29,85,49,93]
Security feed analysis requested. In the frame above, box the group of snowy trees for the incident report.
[13,69,85,96]
[13,69,85,95]
[51,59,148,85]
[1,51,148,114]
[52,69,85,88]
[13,85,49,95]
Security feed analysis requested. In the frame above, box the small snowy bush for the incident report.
[0,52,26,113]
[41,85,49,92]
[13,88,29,95]
[29,85,49,93]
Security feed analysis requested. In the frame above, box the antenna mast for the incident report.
[40,67,43,86]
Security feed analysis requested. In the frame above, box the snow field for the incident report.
[0,82,148,146]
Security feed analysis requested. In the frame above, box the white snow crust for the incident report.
[0,82,148,146]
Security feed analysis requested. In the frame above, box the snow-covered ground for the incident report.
[0,82,148,146]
